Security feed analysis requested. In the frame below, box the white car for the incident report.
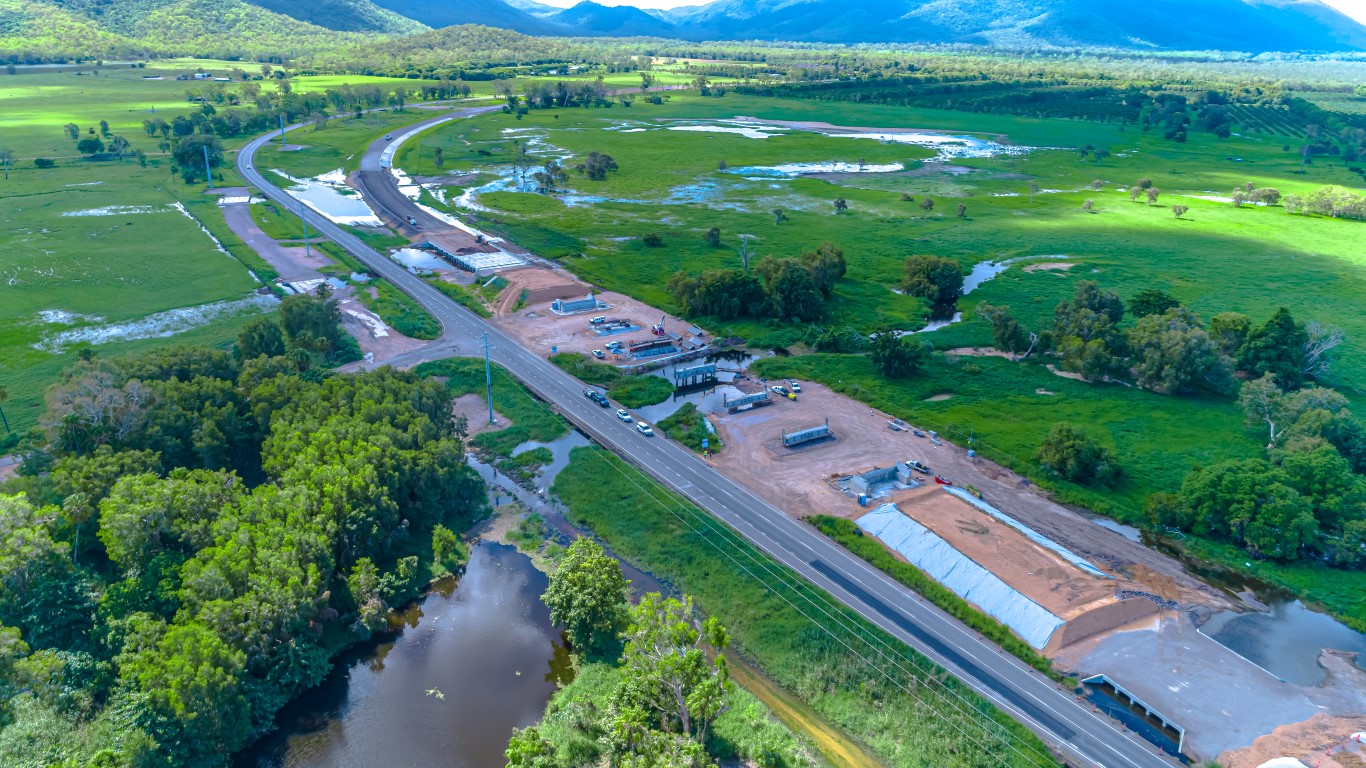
[616,409,632,422]
[592,349,605,359]
[636,422,654,436]
[788,380,802,393]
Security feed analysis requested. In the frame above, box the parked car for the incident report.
[589,316,606,325]
[912,429,926,438]
[934,475,953,486]
[636,422,654,436]
[788,380,802,393]
[592,349,605,359]
[583,388,609,407]
[616,409,633,422]
[905,459,931,475]
[605,341,623,351]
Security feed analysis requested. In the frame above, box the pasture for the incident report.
[394,91,1365,524]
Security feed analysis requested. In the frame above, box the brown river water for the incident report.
[234,542,571,768]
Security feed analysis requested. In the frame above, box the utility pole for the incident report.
[202,144,213,189]
[299,200,310,257]
[279,114,286,148]
[483,333,494,426]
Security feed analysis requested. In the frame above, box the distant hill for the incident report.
[5,0,1365,61]
[367,0,566,34]
[546,1,678,36]
[1,0,383,60]
[664,0,1366,50]
[374,0,1366,50]
[244,0,426,33]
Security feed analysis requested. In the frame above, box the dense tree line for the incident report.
[974,285,1363,566]
[667,242,846,324]
[0,300,477,765]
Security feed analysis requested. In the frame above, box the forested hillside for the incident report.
[0,0,381,61]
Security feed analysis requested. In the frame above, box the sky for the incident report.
[534,0,1366,24]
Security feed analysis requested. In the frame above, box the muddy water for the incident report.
[234,543,569,768]
[511,430,591,487]
[1151,536,1366,685]
[1201,599,1366,685]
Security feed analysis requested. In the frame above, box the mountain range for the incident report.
[363,0,1366,51]
[5,0,1366,53]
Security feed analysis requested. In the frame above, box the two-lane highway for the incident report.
[239,114,1181,768]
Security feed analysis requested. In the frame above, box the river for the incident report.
[234,542,570,768]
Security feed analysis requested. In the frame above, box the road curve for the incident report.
[238,113,1181,768]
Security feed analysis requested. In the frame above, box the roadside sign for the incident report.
[551,345,557,355]
[702,437,709,449]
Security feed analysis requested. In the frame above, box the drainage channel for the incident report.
[1080,675,1188,763]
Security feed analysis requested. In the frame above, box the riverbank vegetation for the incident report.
[0,332,486,766]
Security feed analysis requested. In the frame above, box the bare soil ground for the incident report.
[1219,714,1366,768]
[334,293,428,365]
[945,347,1016,359]
[707,380,1228,609]
[1023,262,1075,273]
[491,269,698,362]
[891,485,1119,620]
[452,393,510,441]
[221,200,333,281]
[492,266,585,316]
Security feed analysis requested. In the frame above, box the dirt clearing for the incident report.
[221,199,334,281]
[492,268,700,361]
[707,380,1227,610]
[1219,714,1366,768]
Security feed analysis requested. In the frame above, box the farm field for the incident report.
[0,63,491,434]
[395,92,1366,570]
[0,163,266,434]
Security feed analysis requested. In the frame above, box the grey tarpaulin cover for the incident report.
[856,504,1064,649]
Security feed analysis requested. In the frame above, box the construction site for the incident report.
[692,377,1366,762]
[486,265,711,367]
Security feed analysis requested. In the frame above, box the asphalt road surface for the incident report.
[239,114,1182,768]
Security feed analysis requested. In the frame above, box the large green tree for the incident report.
[612,594,731,747]
[869,330,928,378]
[1034,423,1119,486]
[1238,307,1308,389]
[543,538,631,660]
[1126,308,1229,394]
[901,255,963,317]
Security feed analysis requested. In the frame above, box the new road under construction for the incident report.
[239,112,1183,768]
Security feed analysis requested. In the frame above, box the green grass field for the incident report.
[395,92,1365,479]
[0,162,262,433]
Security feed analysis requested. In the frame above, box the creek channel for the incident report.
[234,542,570,768]
[236,445,669,767]
[908,255,1069,334]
